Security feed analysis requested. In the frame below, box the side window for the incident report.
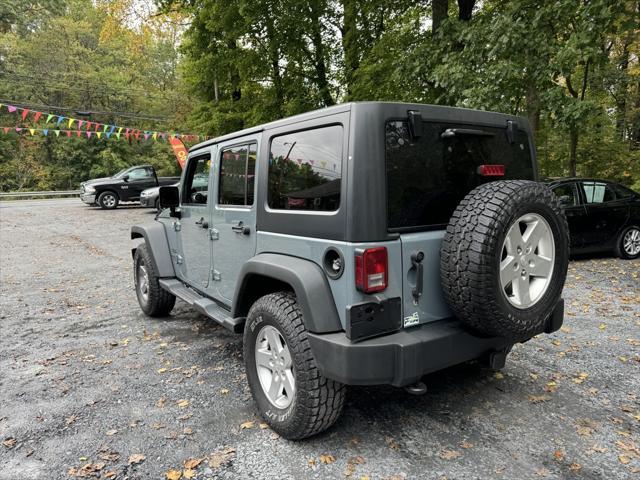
[218,143,257,206]
[129,167,153,180]
[552,183,579,207]
[183,155,210,205]
[581,182,616,204]
[612,184,635,198]
[268,125,342,211]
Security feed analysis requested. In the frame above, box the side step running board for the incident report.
[159,279,245,333]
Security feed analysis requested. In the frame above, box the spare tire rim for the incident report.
[255,325,295,409]
[623,228,640,256]
[500,213,555,309]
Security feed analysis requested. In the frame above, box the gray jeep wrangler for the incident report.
[131,102,569,440]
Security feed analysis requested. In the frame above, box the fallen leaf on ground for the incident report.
[157,368,168,374]
[183,470,196,479]
[105,429,117,436]
[240,421,254,430]
[183,427,193,435]
[535,467,550,477]
[619,455,631,465]
[529,395,551,404]
[572,373,588,384]
[65,415,78,425]
[184,458,203,469]
[320,454,336,464]
[177,399,189,408]
[493,372,504,380]
[259,422,269,430]
[569,463,581,472]
[128,454,146,465]
[2,438,16,449]
[439,449,461,460]
[156,398,166,408]
[460,441,474,449]
[553,449,564,461]
[166,469,181,480]
[208,447,236,469]
[104,471,117,478]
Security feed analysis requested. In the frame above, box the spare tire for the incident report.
[440,180,569,338]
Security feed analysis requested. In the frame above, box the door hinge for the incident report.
[209,228,219,240]
[211,269,221,281]
[173,221,181,232]
[175,254,183,265]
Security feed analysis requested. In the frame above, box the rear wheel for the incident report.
[616,226,640,260]
[98,191,119,209]
[134,244,175,316]
[243,292,346,440]
[440,180,569,338]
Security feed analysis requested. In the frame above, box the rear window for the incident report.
[386,121,534,230]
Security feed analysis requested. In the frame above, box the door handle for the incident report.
[231,221,250,235]
[195,217,209,229]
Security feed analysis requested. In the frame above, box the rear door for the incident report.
[209,136,259,305]
[579,181,629,249]
[124,166,157,200]
[385,120,536,327]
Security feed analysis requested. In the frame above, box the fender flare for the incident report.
[232,253,342,334]
[131,223,175,278]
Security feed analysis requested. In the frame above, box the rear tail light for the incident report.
[355,247,388,294]
[477,164,505,176]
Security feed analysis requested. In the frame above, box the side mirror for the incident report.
[122,174,130,182]
[159,186,180,217]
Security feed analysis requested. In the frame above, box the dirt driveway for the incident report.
[1,199,639,480]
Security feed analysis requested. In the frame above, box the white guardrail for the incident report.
[0,190,80,199]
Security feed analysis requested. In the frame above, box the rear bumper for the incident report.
[80,193,96,204]
[308,299,564,387]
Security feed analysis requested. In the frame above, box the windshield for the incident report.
[386,121,534,230]
[112,168,129,179]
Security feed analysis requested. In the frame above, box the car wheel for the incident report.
[243,292,346,440]
[155,198,161,213]
[134,244,176,316]
[98,191,119,210]
[441,180,569,338]
[616,226,640,260]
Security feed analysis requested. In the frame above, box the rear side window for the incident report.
[218,143,257,206]
[268,125,342,211]
[386,121,534,230]
[581,182,616,203]
[183,154,210,205]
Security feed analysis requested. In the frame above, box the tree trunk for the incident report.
[265,16,284,117]
[342,0,358,99]
[309,1,334,106]
[568,128,578,176]
[526,85,540,139]
[432,0,449,35]
[615,41,630,141]
[457,0,475,21]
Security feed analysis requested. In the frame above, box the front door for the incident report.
[176,151,214,292]
[123,166,157,200]
[579,181,629,249]
[210,137,259,305]
[550,182,589,250]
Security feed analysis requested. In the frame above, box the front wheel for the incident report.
[243,292,346,440]
[98,191,119,209]
[134,244,176,316]
[616,226,640,260]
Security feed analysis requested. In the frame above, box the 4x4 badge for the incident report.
[403,312,420,328]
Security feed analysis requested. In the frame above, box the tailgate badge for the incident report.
[404,312,420,328]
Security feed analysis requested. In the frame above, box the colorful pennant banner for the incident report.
[0,102,210,143]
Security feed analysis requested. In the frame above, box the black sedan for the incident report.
[548,178,640,259]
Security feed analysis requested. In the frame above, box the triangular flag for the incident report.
[76,131,80,137]
[29,128,35,135]
[2,127,9,134]
[7,105,17,113]
[46,114,54,123]
[106,131,112,139]
[54,130,60,137]
[109,125,115,134]
[94,123,100,132]
[78,120,84,129]
[43,129,48,136]
[21,109,30,121]
[68,118,75,128]
[115,132,121,140]
[103,124,109,133]
[152,132,157,140]
[56,116,65,125]
[86,121,92,130]
[15,127,22,132]
[86,131,92,138]
[118,127,123,134]
[33,111,42,123]
[144,132,150,140]
[97,132,102,139]
[66,130,71,137]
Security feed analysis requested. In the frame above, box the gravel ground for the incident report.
[0,199,639,480]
